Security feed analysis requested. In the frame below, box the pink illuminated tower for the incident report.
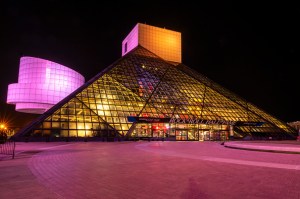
[7,57,85,114]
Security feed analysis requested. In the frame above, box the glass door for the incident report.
[188,129,199,141]
[176,130,187,140]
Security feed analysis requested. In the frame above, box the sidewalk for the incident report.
[224,140,300,154]
[1,141,300,199]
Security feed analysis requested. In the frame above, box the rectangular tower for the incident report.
[122,23,182,63]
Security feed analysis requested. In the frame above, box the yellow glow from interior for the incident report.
[97,104,109,110]
[85,123,92,129]
[77,130,85,137]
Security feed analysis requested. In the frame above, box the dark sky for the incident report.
[1,1,299,127]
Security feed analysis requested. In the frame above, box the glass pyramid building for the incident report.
[14,23,297,141]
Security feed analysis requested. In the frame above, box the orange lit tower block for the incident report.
[122,23,181,63]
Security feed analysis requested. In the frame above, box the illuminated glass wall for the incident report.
[7,57,85,114]
[15,47,296,140]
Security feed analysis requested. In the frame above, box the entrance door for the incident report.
[203,130,210,141]
[188,129,199,141]
[153,130,164,138]
[176,130,187,141]
[198,130,205,141]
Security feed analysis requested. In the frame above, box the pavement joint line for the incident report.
[224,145,300,154]
[13,143,77,156]
[39,143,77,150]
[135,142,300,170]
[224,142,300,154]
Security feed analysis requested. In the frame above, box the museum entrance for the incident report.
[199,130,229,141]
[175,130,187,140]
[132,123,169,138]
[174,129,199,141]
[131,122,229,141]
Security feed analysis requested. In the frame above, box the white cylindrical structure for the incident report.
[7,56,85,114]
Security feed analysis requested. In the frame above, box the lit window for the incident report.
[124,42,127,53]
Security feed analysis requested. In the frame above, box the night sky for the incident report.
[1,1,299,127]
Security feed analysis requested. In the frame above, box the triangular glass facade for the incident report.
[15,46,297,141]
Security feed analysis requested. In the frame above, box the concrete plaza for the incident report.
[1,141,300,199]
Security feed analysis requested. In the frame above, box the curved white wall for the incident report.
[7,57,85,114]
